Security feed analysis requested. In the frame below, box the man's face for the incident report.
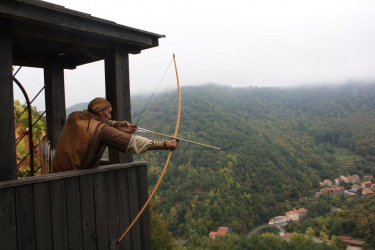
[98,107,112,122]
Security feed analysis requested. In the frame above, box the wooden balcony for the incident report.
[0,161,151,250]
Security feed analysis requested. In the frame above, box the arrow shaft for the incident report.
[138,127,221,150]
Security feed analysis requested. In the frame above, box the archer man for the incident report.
[53,97,178,172]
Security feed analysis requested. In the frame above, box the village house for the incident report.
[338,175,360,184]
[285,208,308,221]
[361,181,372,189]
[209,227,229,239]
[315,186,345,198]
[319,179,332,186]
[281,232,294,242]
[347,175,360,183]
[363,175,373,180]
[371,184,375,189]
[362,189,374,196]
[339,236,365,247]
[351,184,360,192]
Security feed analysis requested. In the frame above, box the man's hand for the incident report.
[165,139,179,151]
[117,121,138,134]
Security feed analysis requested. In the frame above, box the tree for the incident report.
[305,227,315,239]
[320,232,329,243]
[331,236,347,250]
[150,204,177,250]
[289,233,313,250]
[14,100,46,177]
[329,221,342,236]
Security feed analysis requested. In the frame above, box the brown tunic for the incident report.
[53,110,131,172]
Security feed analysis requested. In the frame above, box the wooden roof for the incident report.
[0,0,165,69]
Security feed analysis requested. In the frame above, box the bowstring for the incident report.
[135,57,174,126]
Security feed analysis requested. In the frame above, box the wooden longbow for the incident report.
[116,54,181,245]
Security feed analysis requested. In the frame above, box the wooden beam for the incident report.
[1,2,159,47]
[0,18,17,181]
[13,51,51,69]
[105,45,133,164]
[12,21,144,55]
[12,21,111,49]
[58,48,104,69]
[44,59,66,149]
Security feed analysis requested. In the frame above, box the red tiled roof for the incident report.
[209,231,216,236]
[282,233,293,240]
[286,208,308,215]
[362,189,374,195]
[339,236,365,246]
[353,184,359,188]
[350,240,365,246]
[362,181,372,184]
[216,227,229,236]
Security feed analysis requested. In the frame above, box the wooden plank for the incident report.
[0,188,17,250]
[15,185,37,250]
[33,182,53,250]
[117,169,132,250]
[138,165,152,249]
[44,59,66,149]
[105,171,121,250]
[93,173,109,250]
[127,167,142,249]
[50,179,69,250]
[65,177,83,249]
[80,175,97,250]
[0,18,17,181]
[105,45,133,164]
[0,162,148,189]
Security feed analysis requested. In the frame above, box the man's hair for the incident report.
[88,98,111,113]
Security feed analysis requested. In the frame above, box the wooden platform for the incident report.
[0,161,151,250]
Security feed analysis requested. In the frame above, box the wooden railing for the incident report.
[0,161,151,250]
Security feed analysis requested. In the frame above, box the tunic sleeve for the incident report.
[100,126,151,154]
[126,135,152,154]
[100,126,132,153]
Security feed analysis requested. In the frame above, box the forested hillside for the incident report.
[68,83,375,241]
[130,83,375,239]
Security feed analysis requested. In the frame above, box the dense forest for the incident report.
[65,83,375,248]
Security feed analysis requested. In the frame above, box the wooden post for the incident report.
[0,19,17,181]
[44,59,66,149]
[105,44,133,164]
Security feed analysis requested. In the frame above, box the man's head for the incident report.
[88,98,112,122]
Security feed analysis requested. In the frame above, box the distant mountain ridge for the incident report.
[66,102,88,116]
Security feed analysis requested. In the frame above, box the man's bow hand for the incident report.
[166,139,179,151]
[117,121,138,134]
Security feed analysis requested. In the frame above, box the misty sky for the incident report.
[13,0,375,110]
